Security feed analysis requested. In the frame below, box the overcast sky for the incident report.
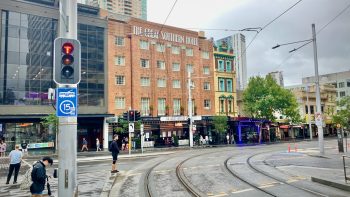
[147,0,350,86]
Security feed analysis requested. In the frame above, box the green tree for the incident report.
[212,115,228,144]
[332,96,350,128]
[243,75,301,123]
[41,113,58,131]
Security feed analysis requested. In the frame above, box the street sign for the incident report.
[56,88,78,117]
[192,125,197,131]
[129,122,134,133]
[315,112,322,127]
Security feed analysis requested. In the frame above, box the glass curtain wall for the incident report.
[0,11,57,105]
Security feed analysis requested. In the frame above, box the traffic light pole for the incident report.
[58,0,78,196]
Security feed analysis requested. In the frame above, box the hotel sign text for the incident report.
[133,26,198,46]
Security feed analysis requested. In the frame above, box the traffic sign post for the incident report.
[128,122,134,155]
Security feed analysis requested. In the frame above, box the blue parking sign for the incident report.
[56,88,78,117]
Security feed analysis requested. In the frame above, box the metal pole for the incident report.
[188,71,193,147]
[141,124,144,154]
[306,85,312,140]
[58,1,78,196]
[312,24,324,155]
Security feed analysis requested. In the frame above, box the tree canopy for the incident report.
[212,115,228,133]
[243,75,301,123]
[332,96,350,128]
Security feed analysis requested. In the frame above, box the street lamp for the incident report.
[272,24,324,154]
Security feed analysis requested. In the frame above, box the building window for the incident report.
[140,59,149,68]
[115,36,124,46]
[204,99,211,109]
[173,99,181,115]
[340,91,346,97]
[172,63,180,71]
[347,80,350,87]
[140,40,149,50]
[186,64,193,73]
[157,60,166,70]
[310,105,315,114]
[156,43,165,52]
[218,60,225,71]
[186,48,193,56]
[204,82,210,90]
[158,98,166,116]
[226,61,232,72]
[115,97,125,109]
[219,78,225,91]
[172,45,180,54]
[157,78,166,87]
[305,105,308,114]
[203,66,210,75]
[228,100,232,113]
[227,79,233,92]
[220,99,225,113]
[141,98,150,116]
[321,105,324,113]
[201,51,209,59]
[339,82,345,88]
[115,75,125,85]
[115,56,125,66]
[141,77,150,86]
[173,80,181,88]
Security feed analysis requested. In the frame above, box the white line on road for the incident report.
[231,188,254,194]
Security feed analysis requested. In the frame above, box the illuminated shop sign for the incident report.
[133,26,198,46]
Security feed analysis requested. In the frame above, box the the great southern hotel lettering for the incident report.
[133,26,198,46]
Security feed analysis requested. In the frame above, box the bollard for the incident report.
[295,144,298,152]
[288,144,291,153]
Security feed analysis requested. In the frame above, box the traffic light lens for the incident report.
[62,43,74,54]
[62,55,74,65]
[61,66,74,78]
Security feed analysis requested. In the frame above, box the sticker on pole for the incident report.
[56,88,78,117]
[315,112,322,127]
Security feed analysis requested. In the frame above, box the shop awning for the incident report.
[280,125,290,129]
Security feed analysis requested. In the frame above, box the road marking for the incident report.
[231,188,254,194]
[277,165,343,172]
[154,169,172,173]
[207,192,228,196]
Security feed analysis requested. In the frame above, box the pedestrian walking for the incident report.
[30,156,53,195]
[124,136,128,151]
[6,145,23,184]
[109,135,120,173]
[96,138,101,152]
[226,134,230,144]
[21,140,28,156]
[81,137,88,152]
[0,139,6,157]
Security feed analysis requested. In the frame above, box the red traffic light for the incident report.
[62,42,74,54]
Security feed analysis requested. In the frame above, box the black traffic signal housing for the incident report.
[122,112,128,120]
[187,118,191,125]
[135,110,141,121]
[128,110,135,122]
[53,38,81,85]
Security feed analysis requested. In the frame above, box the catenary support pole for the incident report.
[188,71,193,147]
[58,0,78,196]
[312,23,324,155]
[306,85,313,140]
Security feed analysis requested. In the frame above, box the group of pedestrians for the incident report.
[5,144,53,195]
[81,137,102,152]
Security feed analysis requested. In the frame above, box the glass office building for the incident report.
[0,4,107,151]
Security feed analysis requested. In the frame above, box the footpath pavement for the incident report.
[267,144,350,192]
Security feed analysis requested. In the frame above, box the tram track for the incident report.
[247,152,329,197]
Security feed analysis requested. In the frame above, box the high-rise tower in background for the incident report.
[268,71,284,87]
[80,0,147,20]
[217,33,247,90]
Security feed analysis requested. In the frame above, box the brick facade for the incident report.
[107,18,215,117]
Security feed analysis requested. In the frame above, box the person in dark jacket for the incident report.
[30,156,53,195]
[109,135,120,173]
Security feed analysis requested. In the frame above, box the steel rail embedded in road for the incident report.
[175,157,203,197]
[247,153,329,197]
[224,156,277,197]
[144,158,168,197]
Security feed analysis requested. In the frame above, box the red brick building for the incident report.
[107,17,215,118]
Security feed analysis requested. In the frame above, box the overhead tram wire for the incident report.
[244,0,303,51]
[271,2,350,71]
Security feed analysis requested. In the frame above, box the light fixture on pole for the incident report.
[272,24,324,154]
